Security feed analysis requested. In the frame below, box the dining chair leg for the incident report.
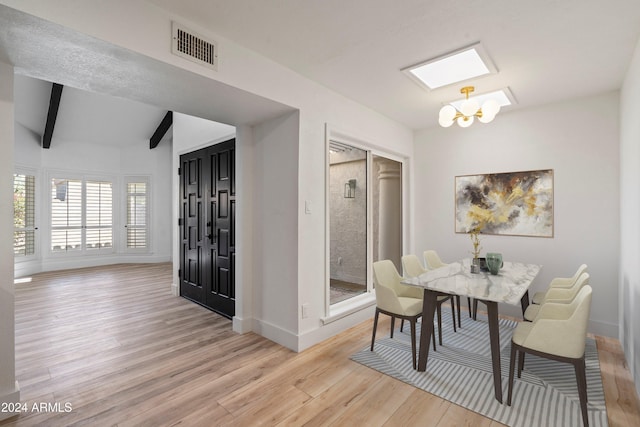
[517,350,525,378]
[473,299,478,320]
[450,299,457,332]
[574,357,589,427]
[507,342,517,406]
[410,319,417,369]
[370,309,380,351]
[400,319,404,333]
[432,321,437,351]
[456,296,462,328]
[436,304,443,346]
[390,316,396,338]
[467,297,472,318]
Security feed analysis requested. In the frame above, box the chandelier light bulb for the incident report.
[460,99,480,117]
[457,115,474,127]
[482,99,501,117]
[438,86,502,128]
[478,99,500,123]
[439,116,455,127]
[439,105,457,127]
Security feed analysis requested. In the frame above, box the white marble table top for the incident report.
[401,259,542,306]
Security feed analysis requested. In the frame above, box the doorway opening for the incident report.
[329,142,367,304]
[328,138,403,307]
[179,139,236,318]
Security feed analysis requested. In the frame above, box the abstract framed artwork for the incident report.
[455,169,554,237]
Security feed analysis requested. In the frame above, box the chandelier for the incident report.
[438,86,500,128]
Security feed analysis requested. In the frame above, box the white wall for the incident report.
[13,122,173,276]
[620,38,640,396]
[0,1,413,354]
[414,92,620,337]
[250,112,301,348]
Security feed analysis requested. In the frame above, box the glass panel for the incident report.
[329,142,367,304]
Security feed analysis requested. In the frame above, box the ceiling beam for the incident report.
[42,83,63,149]
[150,111,173,149]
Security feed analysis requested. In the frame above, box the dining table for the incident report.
[401,258,541,403]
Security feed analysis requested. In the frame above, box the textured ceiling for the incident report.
[1,4,293,147]
[5,0,640,145]
[148,0,640,129]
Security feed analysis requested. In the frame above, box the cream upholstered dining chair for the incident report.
[532,264,588,305]
[523,272,589,322]
[508,285,593,427]
[402,254,456,348]
[424,250,467,323]
[371,260,423,369]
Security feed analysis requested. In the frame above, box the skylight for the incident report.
[403,43,497,90]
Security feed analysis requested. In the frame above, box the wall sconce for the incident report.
[344,179,356,198]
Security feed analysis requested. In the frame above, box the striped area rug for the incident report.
[351,312,608,427]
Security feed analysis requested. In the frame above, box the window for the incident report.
[14,173,36,257]
[51,178,113,252]
[126,181,148,250]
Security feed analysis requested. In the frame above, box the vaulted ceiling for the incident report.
[15,75,171,148]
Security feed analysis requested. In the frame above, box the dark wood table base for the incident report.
[416,289,531,404]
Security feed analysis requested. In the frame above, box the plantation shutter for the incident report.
[85,180,113,249]
[51,179,83,252]
[13,173,36,256]
[126,182,147,249]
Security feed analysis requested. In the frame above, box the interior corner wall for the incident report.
[250,111,300,350]
[620,37,640,396]
[0,60,20,419]
[413,92,620,337]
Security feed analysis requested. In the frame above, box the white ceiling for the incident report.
[8,0,640,146]
[148,0,640,129]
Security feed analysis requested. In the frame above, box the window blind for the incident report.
[126,182,147,249]
[13,173,35,256]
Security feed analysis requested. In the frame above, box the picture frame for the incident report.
[455,169,554,237]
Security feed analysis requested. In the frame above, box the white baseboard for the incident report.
[589,319,618,338]
[0,381,20,421]
[247,303,376,353]
[232,315,253,334]
[299,304,376,352]
[251,318,298,352]
[15,255,171,278]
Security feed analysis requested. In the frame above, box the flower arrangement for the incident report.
[469,226,482,260]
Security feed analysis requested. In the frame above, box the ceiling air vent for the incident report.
[171,22,218,71]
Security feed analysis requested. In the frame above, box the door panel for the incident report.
[180,156,204,303]
[179,139,235,318]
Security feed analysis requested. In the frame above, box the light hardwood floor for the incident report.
[2,263,639,426]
